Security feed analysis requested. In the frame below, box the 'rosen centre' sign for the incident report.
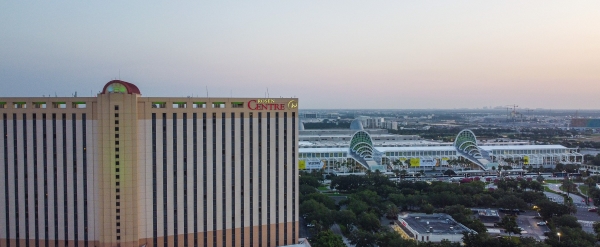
[247,99,297,110]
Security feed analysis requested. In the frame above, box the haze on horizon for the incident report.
[1,1,599,109]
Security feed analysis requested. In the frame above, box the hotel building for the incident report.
[0,80,299,247]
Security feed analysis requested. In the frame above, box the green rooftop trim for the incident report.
[193,102,206,104]
[173,102,186,104]
[73,102,86,105]
[13,102,26,104]
[152,102,166,104]
[53,102,66,104]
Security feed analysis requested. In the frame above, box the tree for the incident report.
[593,221,600,241]
[300,199,334,230]
[300,175,321,188]
[310,230,346,247]
[536,175,545,183]
[349,229,377,247]
[496,195,527,211]
[535,199,570,220]
[498,215,520,236]
[384,203,400,219]
[552,215,581,229]
[376,230,416,247]
[335,210,357,231]
[357,212,381,232]
[443,169,456,176]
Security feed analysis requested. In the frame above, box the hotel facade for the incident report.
[0,80,299,247]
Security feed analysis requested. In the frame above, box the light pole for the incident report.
[557,232,561,242]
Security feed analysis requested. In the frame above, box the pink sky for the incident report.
[1,1,599,109]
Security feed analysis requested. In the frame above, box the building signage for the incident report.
[299,160,324,170]
[247,99,298,110]
[420,158,437,167]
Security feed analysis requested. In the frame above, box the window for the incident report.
[13,102,27,108]
[52,102,67,108]
[72,102,86,108]
[151,102,166,108]
[115,113,119,117]
[0,102,6,108]
[211,102,225,108]
[173,102,187,108]
[34,102,47,108]
[114,105,119,110]
[193,102,206,108]
[231,102,243,108]
[115,120,119,124]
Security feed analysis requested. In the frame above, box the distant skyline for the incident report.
[1,1,599,109]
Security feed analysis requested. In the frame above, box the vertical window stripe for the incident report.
[173,113,178,247]
[3,114,9,247]
[82,113,88,247]
[151,113,157,247]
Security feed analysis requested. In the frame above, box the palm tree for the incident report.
[392,169,401,183]
[400,169,408,182]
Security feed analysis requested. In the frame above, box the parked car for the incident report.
[588,208,597,212]
[537,222,546,226]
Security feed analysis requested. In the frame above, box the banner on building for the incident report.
[300,160,325,170]
[420,158,436,167]
[523,156,530,165]
[410,158,420,167]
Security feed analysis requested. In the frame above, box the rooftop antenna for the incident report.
[206,86,209,98]
[267,87,269,98]
[119,69,120,79]
[230,90,232,98]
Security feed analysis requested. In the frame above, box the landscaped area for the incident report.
[300,170,600,247]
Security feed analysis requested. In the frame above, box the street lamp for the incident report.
[557,232,561,242]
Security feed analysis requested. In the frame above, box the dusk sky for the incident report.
[1,1,599,109]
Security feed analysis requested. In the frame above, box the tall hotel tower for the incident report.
[0,80,299,247]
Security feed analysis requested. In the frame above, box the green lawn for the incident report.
[544,186,560,194]
[318,186,330,191]
[580,185,589,196]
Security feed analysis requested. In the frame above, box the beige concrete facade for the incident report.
[0,80,299,247]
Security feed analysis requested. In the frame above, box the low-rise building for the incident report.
[396,213,476,243]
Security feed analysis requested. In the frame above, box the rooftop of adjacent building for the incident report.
[400,213,474,235]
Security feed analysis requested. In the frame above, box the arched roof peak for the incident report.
[102,80,141,95]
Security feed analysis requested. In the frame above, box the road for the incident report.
[544,183,600,233]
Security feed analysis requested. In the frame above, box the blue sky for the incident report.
[1,1,599,109]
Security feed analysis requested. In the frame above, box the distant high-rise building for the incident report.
[571,118,600,128]
[0,80,299,247]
